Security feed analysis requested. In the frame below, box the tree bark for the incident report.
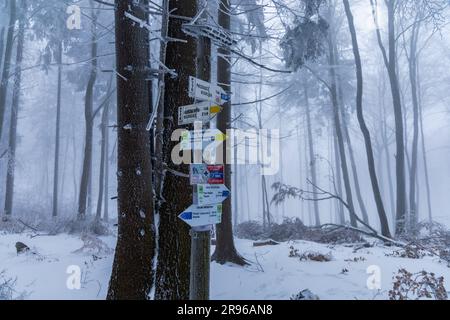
[103,109,110,222]
[333,133,345,224]
[77,8,98,221]
[0,0,16,140]
[3,0,25,218]
[212,0,247,266]
[303,79,320,226]
[407,19,421,232]
[371,0,407,235]
[107,0,155,300]
[96,78,113,221]
[154,0,169,211]
[52,40,63,218]
[418,68,432,223]
[336,69,369,224]
[154,0,197,300]
[327,34,357,228]
[343,0,391,237]
[0,27,5,73]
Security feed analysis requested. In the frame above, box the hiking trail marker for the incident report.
[178,102,222,126]
[196,184,230,206]
[188,76,231,105]
[189,164,224,185]
[180,128,226,151]
[178,204,223,228]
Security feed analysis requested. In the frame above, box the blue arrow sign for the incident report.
[178,204,222,227]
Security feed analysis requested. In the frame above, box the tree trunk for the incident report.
[77,9,98,221]
[0,0,16,140]
[371,0,407,234]
[343,0,391,237]
[3,0,25,218]
[96,78,113,221]
[154,0,169,211]
[303,79,320,226]
[52,40,63,218]
[407,20,421,232]
[327,35,357,228]
[0,27,5,73]
[212,0,247,266]
[418,68,432,223]
[103,105,110,222]
[154,0,197,300]
[336,74,369,224]
[296,117,306,222]
[333,134,345,224]
[107,0,155,300]
[388,1,407,235]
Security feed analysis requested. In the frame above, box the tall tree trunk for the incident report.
[107,0,155,300]
[154,0,169,211]
[331,28,369,224]
[343,0,391,237]
[371,0,406,234]
[103,107,110,222]
[278,105,285,219]
[52,40,63,218]
[0,0,16,140]
[296,117,306,222]
[418,68,432,223]
[388,0,407,235]
[213,0,247,266]
[337,78,369,224]
[304,122,313,225]
[3,0,25,219]
[327,35,357,227]
[407,20,421,232]
[303,79,320,226]
[155,0,197,300]
[77,8,98,221]
[96,78,113,221]
[0,27,5,72]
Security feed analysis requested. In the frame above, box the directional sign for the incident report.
[178,102,222,126]
[178,204,222,227]
[180,128,226,151]
[188,76,231,105]
[190,164,224,185]
[197,184,230,205]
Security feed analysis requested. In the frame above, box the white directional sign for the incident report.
[180,128,226,151]
[197,184,230,205]
[178,204,222,227]
[178,102,221,126]
[188,76,231,105]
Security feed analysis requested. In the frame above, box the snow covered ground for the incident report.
[1,232,449,300]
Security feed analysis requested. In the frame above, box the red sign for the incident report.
[190,164,224,185]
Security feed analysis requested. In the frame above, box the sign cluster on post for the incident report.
[177,77,230,229]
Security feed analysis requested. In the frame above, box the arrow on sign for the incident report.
[197,184,230,205]
[178,204,223,227]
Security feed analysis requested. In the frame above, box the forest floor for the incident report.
[1,231,449,300]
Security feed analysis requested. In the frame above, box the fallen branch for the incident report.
[17,219,38,232]
[253,239,280,247]
[316,223,405,247]
[272,180,392,239]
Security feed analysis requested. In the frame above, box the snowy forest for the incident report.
[0,0,450,301]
